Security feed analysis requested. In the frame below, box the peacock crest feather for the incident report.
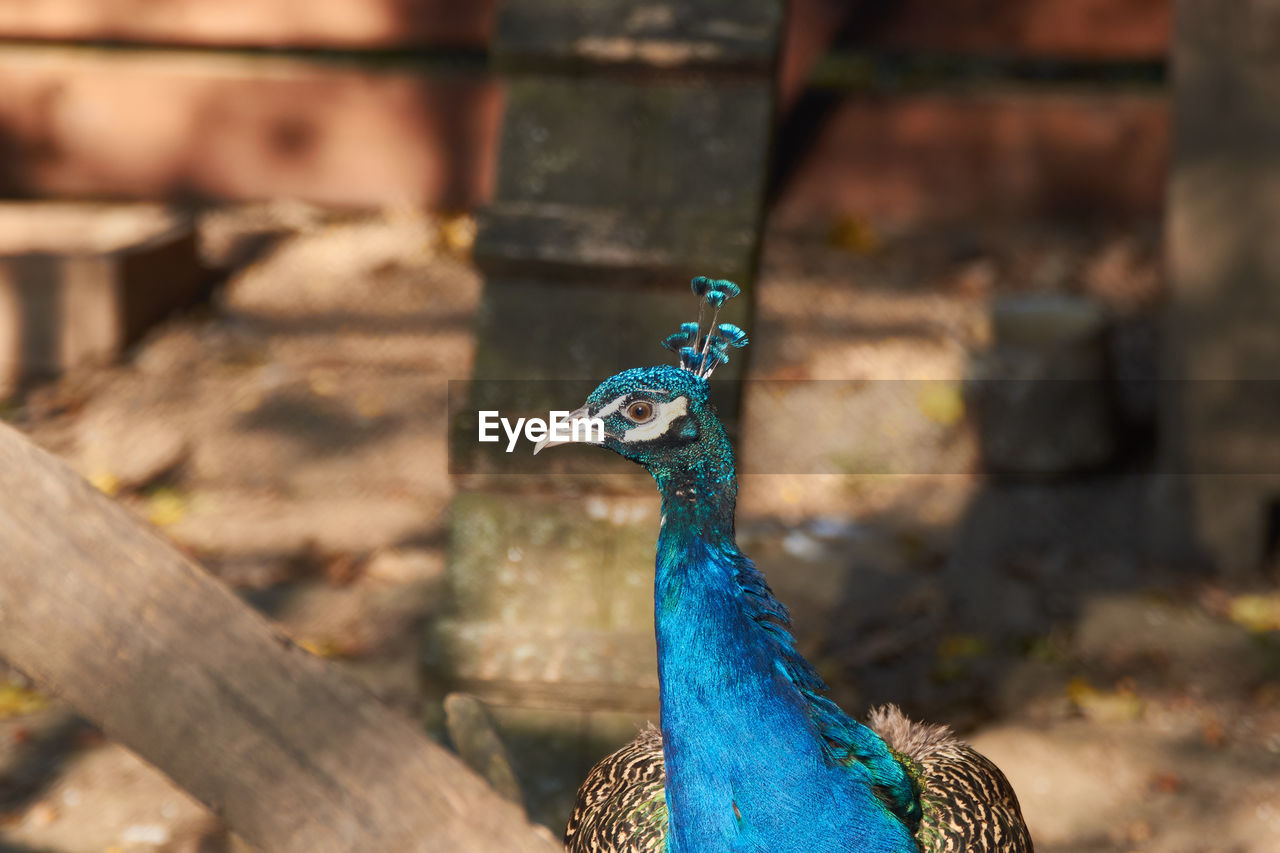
[660,277,749,379]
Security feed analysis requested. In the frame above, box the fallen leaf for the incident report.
[0,682,48,718]
[828,216,882,255]
[89,471,120,496]
[1149,770,1182,793]
[1227,593,1280,633]
[146,487,188,527]
[917,382,965,426]
[1067,677,1144,723]
[298,638,341,659]
[440,214,477,254]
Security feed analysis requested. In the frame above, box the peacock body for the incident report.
[538,278,1033,853]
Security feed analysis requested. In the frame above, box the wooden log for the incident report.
[967,294,1118,478]
[0,422,563,853]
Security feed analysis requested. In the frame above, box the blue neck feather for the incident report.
[649,416,920,853]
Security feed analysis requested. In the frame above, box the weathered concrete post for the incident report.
[1166,0,1280,576]
[425,0,784,830]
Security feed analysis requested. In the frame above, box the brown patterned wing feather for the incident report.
[567,709,1033,853]
[869,705,1035,853]
[564,727,669,853]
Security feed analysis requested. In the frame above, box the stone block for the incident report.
[476,77,772,280]
[424,492,662,711]
[443,693,525,808]
[967,294,1118,478]
[0,204,207,396]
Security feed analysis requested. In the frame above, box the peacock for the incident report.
[535,277,1033,853]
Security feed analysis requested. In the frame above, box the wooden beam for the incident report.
[773,91,1168,229]
[847,0,1171,60]
[0,422,563,853]
[0,0,494,50]
[0,46,499,209]
[0,0,1170,60]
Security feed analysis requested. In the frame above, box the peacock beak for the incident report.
[532,405,600,455]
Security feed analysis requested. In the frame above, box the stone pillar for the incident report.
[1166,0,1280,576]
[425,1,783,830]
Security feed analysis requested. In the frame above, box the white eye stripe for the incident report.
[623,397,689,443]
[594,395,630,419]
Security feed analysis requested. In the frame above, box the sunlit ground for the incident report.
[0,206,1277,852]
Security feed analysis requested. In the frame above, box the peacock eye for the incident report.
[624,400,656,423]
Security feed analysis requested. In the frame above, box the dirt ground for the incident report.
[1,207,1277,852]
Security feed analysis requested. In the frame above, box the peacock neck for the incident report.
[653,519,802,851]
[650,425,738,540]
[651,478,918,852]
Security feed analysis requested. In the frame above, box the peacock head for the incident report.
[534,277,748,493]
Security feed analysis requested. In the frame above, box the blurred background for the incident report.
[0,1,1278,851]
